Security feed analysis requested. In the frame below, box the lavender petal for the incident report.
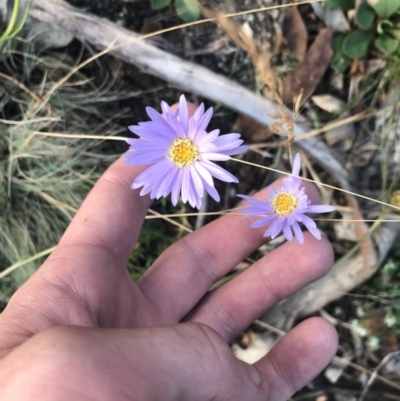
[307,205,335,214]
[292,153,301,177]
[292,221,304,245]
[178,94,189,132]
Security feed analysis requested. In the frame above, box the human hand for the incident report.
[0,107,337,401]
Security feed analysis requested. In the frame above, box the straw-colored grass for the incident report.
[0,38,125,302]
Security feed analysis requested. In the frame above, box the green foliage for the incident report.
[329,0,400,72]
[355,2,376,30]
[0,0,32,45]
[331,34,352,72]
[343,30,374,58]
[150,0,172,10]
[375,34,399,54]
[325,0,355,12]
[150,0,200,23]
[370,0,400,19]
[363,250,400,336]
[0,39,126,303]
[128,212,185,280]
[175,0,200,22]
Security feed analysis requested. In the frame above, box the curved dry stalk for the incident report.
[0,72,52,115]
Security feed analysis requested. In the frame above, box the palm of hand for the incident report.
[0,155,337,400]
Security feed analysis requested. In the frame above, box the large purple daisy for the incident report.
[124,95,247,209]
[238,153,335,244]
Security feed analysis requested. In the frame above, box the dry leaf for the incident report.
[200,5,281,102]
[234,115,273,144]
[282,27,333,107]
[312,94,345,113]
[282,6,308,61]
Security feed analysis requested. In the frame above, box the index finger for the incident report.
[57,157,151,263]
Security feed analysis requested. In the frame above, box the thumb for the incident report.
[0,323,267,401]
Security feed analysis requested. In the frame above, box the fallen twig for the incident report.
[31,0,351,190]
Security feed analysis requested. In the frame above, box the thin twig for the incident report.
[0,72,52,115]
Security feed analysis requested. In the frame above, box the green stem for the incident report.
[0,0,21,42]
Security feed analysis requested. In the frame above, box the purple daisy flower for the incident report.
[238,153,335,244]
[124,95,247,209]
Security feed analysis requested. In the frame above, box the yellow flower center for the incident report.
[271,192,298,217]
[167,138,200,167]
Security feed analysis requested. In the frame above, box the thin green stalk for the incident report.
[0,246,56,280]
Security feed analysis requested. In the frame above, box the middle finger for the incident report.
[137,178,321,323]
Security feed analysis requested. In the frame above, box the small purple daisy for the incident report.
[124,95,247,209]
[238,153,335,244]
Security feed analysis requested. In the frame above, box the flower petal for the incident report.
[264,218,284,239]
[283,221,294,242]
[307,204,335,214]
[250,215,276,228]
[202,153,231,161]
[124,150,166,166]
[292,153,301,177]
[203,180,220,202]
[178,94,189,132]
[219,145,248,156]
[197,107,213,131]
[194,162,214,187]
[200,160,238,183]
[193,103,205,121]
[171,169,184,206]
[164,112,186,137]
[189,165,204,197]
[301,214,317,228]
[301,216,322,240]
[156,165,178,198]
[292,221,304,244]
[181,167,191,204]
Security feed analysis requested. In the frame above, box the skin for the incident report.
[0,104,338,401]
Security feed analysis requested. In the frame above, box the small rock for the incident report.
[311,3,351,32]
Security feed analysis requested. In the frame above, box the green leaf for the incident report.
[325,0,355,12]
[389,28,400,40]
[377,19,393,34]
[342,31,375,58]
[331,34,352,72]
[375,34,399,54]
[175,0,200,22]
[355,2,375,30]
[151,0,172,10]
[369,0,400,19]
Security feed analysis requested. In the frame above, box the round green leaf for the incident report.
[175,0,200,22]
[151,0,172,10]
[356,2,376,30]
[369,0,400,19]
[331,34,352,72]
[342,31,375,58]
[375,34,399,54]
